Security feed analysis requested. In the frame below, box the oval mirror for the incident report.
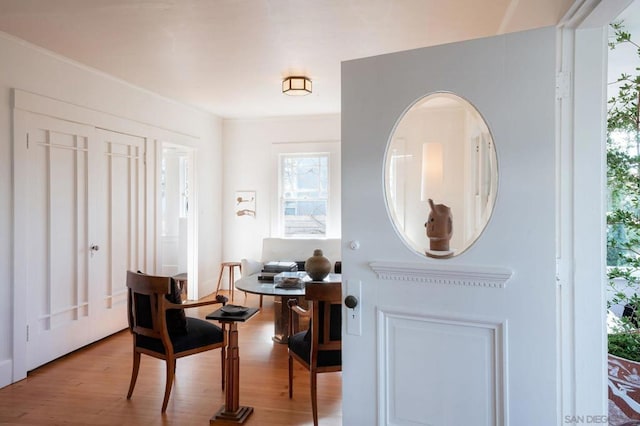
[384,92,497,258]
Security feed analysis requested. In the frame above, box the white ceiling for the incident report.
[0,0,575,119]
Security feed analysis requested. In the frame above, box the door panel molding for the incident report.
[377,308,507,426]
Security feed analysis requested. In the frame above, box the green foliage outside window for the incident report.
[607,22,640,361]
[608,22,640,271]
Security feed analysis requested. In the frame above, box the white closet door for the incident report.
[22,113,95,370]
[90,128,147,341]
[18,113,148,370]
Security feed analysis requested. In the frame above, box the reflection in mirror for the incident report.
[384,92,497,258]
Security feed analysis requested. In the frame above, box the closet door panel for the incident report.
[90,129,146,341]
[22,113,93,370]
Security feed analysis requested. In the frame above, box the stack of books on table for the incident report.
[257,261,298,281]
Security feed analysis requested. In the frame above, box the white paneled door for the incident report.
[17,112,146,370]
[22,113,94,370]
[342,27,567,425]
[90,128,146,340]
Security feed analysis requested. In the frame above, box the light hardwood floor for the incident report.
[0,292,342,425]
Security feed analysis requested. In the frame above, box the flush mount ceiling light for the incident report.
[282,76,312,96]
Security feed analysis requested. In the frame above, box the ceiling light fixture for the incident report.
[282,76,312,96]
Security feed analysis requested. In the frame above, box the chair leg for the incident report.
[229,266,235,302]
[311,371,318,426]
[127,350,141,399]
[288,355,294,398]
[161,358,176,413]
[260,295,263,308]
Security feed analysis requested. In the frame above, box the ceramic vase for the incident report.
[305,249,331,281]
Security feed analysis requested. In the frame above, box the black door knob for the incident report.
[344,295,358,309]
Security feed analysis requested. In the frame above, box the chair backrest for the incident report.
[305,282,342,365]
[126,270,173,342]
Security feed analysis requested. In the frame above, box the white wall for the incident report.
[222,115,340,264]
[0,32,223,387]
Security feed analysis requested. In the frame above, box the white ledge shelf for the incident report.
[369,261,512,288]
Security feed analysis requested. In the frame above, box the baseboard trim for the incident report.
[0,358,13,389]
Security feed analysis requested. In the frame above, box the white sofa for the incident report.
[241,238,342,276]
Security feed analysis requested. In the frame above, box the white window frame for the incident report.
[270,140,341,238]
[279,152,329,237]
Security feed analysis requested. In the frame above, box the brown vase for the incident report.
[305,249,331,281]
[425,198,453,251]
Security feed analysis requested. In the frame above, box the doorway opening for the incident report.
[159,143,198,300]
[606,1,640,422]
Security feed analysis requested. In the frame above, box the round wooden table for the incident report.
[234,274,307,343]
[236,273,342,343]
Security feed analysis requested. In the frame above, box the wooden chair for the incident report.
[126,270,227,412]
[287,281,342,426]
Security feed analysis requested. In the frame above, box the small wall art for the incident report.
[235,191,256,217]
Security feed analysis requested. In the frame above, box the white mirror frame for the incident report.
[383,91,498,258]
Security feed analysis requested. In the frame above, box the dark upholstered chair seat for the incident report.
[288,330,341,367]
[137,317,224,354]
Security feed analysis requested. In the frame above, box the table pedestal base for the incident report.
[273,295,308,344]
[205,317,257,425]
[210,405,253,424]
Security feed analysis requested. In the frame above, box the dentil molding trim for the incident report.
[369,261,512,288]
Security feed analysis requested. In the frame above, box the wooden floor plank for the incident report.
[0,292,342,425]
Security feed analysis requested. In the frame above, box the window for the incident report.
[271,140,340,238]
[279,153,329,236]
